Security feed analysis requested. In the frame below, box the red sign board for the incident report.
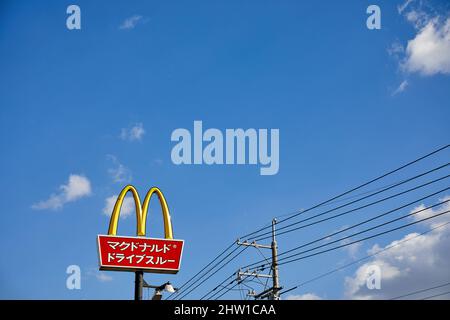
[97,235,184,274]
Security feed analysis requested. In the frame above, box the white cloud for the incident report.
[402,18,450,75]
[286,293,322,300]
[120,123,145,141]
[96,273,113,282]
[119,15,144,30]
[391,2,450,79]
[392,80,409,95]
[32,174,91,210]
[107,155,132,183]
[86,268,113,282]
[344,198,450,299]
[103,194,135,218]
[396,2,450,76]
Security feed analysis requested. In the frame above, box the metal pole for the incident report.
[135,271,143,300]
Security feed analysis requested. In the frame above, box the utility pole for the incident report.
[236,218,281,300]
[271,219,280,300]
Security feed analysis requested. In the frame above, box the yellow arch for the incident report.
[141,187,173,239]
[108,185,142,236]
[107,185,174,239]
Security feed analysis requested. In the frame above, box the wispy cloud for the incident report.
[107,155,132,183]
[286,293,322,300]
[86,268,113,282]
[32,174,91,210]
[103,194,135,218]
[343,240,362,259]
[392,80,409,96]
[387,42,404,59]
[397,0,414,14]
[96,273,113,282]
[119,15,145,30]
[120,123,145,142]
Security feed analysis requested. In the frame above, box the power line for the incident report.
[275,209,450,267]
[207,273,255,300]
[207,279,236,300]
[212,273,259,300]
[205,220,282,301]
[252,173,450,242]
[175,246,249,300]
[203,266,274,300]
[390,282,450,300]
[214,282,240,300]
[251,168,450,241]
[253,197,447,294]
[244,189,449,269]
[421,290,450,300]
[178,146,449,300]
[176,246,247,300]
[168,242,237,299]
[259,189,449,266]
[217,284,246,292]
[278,221,450,296]
[167,241,237,299]
[200,273,235,300]
[274,200,449,266]
[172,223,274,300]
[310,182,400,208]
[239,145,449,240]
[273,182,401,220]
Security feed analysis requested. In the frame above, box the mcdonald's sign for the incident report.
[97,185,184,274]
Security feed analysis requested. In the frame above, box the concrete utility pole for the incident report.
[271,219,280,300]
[237,218,281,300]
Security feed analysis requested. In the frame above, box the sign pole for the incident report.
[135,271,144,300]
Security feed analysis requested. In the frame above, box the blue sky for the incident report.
[0,0,449,299]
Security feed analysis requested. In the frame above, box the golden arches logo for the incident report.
[108,185,173,239]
